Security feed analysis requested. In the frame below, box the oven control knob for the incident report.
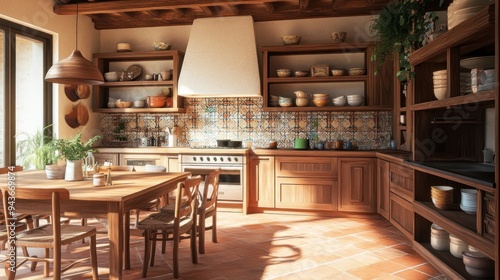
[213,157,217,161]
[234,157,239,162]
[193,156,197,161]
[206,157,210,161]
[200,157,203,161]
[227,157,232,162]
[220,157,224,162]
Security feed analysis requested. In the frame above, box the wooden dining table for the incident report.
[0,170,190,280]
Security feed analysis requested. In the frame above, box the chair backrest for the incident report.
[200,169,221,211]
[175,176,202,224]
[0,187,70,252]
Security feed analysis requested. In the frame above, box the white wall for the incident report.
[0,0,101,142]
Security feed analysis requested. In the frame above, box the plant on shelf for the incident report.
[54,130,101,181]
[16,125,59,170]
[370,0,443,81]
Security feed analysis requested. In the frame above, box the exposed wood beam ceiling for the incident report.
[53,0,393,30]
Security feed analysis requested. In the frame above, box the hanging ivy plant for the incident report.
[370,0,443,81]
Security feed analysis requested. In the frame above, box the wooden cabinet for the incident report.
[377,159,390,219]
[389,162,414,240]
[119,153,166,171]
[93,152,119,166]
[92,50,185,113]
[248,155,275,208]
[338,157,376,213]
[406,4,498,279]
[261,43,392,112]
[275,156,338,211]
[164,155,179,172]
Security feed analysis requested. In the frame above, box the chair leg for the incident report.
[150,231,157,266]
[81,218,87,243]
[43,248,50,277]
[90,235,99,280]
[124,212,131,270]
[212,213,218,243]
[4,265,15,280]
[198,217,206,254]
[173,232,180,279]
[190,225,198,265]
[142,230,151,278]
[161,230,167,253]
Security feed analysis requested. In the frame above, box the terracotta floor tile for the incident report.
[0,212,449,280]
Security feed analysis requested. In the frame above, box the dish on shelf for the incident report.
[278,96,292,107]
[152,42,172,51]
[460,56,495,69]
[430,185,454,210]
[433,86,447,100]
[116,42,131,52]
[133,100,146,108]
[332,95,347,106]
[281,35,301,45]
[449,234,468,258]
[294,70,309,77]
[330,32,346,43]
[346,94,364,106]
[125,64,143,81]
[104,71,121,82]
[276,69,292,77]
[331,69,346,76]
[348,68,366,76]
[147,96,168,108]
[433,69,447,76]
[431,231,450,251]
[462,250,495,278]
[311,65,329,77]
[115,100,133,108]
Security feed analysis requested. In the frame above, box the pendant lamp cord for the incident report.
[75,0,79,50]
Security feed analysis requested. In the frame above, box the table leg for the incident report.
[124,211,130,269]
[107,203,123,280]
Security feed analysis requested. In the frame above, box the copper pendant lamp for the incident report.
[45,1,104,85]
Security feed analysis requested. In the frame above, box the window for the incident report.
[0,18,53,168]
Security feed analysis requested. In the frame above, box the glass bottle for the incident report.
[84,151,95,178]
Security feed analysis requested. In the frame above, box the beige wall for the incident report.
[0,0,101,142]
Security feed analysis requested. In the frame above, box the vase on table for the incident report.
[65,159,84,181]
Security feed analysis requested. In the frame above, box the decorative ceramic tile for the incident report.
[99,97,392,149]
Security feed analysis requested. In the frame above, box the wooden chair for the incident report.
[197,169,221,254]
[137,176,202,278]
[0,187,99,280]
[160,169,221,254]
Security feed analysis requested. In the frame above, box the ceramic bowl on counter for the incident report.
[281,35,301,45]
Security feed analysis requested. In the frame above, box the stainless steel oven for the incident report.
[180,154,245,202]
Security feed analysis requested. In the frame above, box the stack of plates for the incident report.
[460,189,477,214]
[433,70,447,100]
[448,0,492,29]
[471,69,496,93]
[431,186,454,210]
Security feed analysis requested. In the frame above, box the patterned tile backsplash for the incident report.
[99,98,393,149]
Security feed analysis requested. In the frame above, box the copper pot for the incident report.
[147,96,167,108]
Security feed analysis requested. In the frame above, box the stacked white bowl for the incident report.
[433,70,448,100]
[449,234,468,258]
[332,95,347,106]
[460,188,477,214]
[346,94,364,106]
[448,0,492,29]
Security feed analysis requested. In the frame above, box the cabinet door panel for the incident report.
[338,158,376,213]
[390,192,414,240]
[249,156,275,208]
[377,159,390,219]
[275,178,337,210]
[389,162,414,201]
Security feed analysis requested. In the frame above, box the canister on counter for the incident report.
[93,173,106,187]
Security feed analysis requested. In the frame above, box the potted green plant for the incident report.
[370,0,443,81]
[16,125,65,179]
[54,130,101,181]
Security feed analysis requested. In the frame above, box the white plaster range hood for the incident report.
[178,16,261,98]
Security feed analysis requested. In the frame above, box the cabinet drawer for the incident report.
[389,163,414,201]
[275,178,337,211]
[276,157,337,178]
